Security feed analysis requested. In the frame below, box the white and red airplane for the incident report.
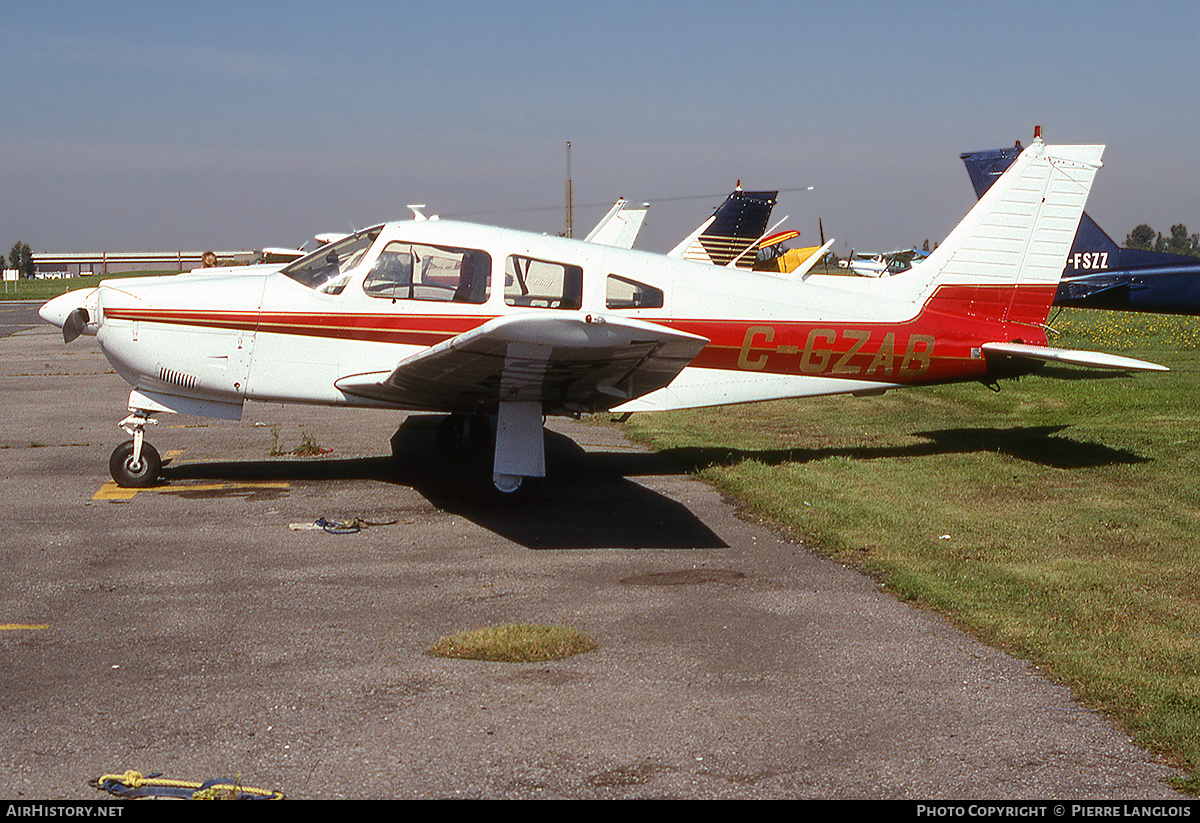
[39,134,1166,502]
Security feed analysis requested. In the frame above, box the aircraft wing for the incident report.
[981,342,1168,372]
[334,314,709,414]
[259,247,307,264]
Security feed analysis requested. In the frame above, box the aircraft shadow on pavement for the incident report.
[160,421,1142,547]
[161,416,728,551]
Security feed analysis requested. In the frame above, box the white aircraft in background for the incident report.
[257,233,349,265]
[584,198,649,248]
[838,248,931,277]
[40,135,1166,502]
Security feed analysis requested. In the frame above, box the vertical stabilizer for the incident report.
[585,199,650,249]
[911,137,1103,324]
[961,145,1023,199]
[962,146,1121,271]
[963,145,1196,276]
[667,187,778,266]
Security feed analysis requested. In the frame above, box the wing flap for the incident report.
[335,314,709,413]
[982,342,1168,372]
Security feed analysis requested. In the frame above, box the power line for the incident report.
[444,186,816,219]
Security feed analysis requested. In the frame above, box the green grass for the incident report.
[0,271,182,302]
[428,624,598,662]
[621,308,1200,791]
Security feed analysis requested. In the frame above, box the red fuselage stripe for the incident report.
[102,284,1055,384]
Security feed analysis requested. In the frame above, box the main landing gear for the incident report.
[428,411,544,505]
[436,412,491,463]
[109,410,162,488]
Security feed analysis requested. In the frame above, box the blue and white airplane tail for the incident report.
[668,185,779,266]
[961,142,1200,314]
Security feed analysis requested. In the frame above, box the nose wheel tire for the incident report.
[109,440,162,488]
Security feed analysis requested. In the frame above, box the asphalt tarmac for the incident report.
[0,303,1185,799]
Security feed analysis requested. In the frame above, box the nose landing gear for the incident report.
[109,410,162,488]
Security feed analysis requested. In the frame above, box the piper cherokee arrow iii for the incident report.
[39,135,1167,502]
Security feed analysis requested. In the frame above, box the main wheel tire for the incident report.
[484,473,541,506]
[109,440,162,488]
[436,413,491,462]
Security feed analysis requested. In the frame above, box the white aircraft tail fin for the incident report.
[905,135,1104,327]
[791,238,836,279]
[667,216,714,259]
[585,199,649,249]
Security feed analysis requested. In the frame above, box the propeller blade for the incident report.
[62,307,88,343]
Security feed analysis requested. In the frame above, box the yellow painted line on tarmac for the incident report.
[94,481,138,501]
[93,452,289,499]
[157,481,290,494]
[0,624,49,631]
[94,479,290,500]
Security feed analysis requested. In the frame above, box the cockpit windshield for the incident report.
[280,227,383,294]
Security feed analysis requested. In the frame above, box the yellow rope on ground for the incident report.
[88,770,285,800]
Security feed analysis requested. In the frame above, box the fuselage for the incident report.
[43,218,1053,418]
[37,140,1137,495]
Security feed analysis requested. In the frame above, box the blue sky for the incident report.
[3,0,1198,256]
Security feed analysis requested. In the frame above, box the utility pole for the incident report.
[565,141,574,238]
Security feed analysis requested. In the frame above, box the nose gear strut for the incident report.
[110,409,162,487]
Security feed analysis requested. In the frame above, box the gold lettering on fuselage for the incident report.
[866,332,896,375]
[832,329,870,374]
[899,334,935,377]
[800,328,836,374]
[737,325,774,370]
[734,326,935,379]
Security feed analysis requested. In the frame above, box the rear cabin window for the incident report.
[606,275,663,309]
[363,242,491,304]
[504,255,582,309]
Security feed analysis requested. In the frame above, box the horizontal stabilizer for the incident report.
[981,342,1168,372]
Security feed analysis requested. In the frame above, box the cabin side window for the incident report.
[504,255,582,309]
[363,242,491,304]
[605,275,663,309]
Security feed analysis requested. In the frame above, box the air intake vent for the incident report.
[158,366,197,390]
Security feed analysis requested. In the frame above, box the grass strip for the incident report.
[429,624,597,663]
[622,308,1200,792]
